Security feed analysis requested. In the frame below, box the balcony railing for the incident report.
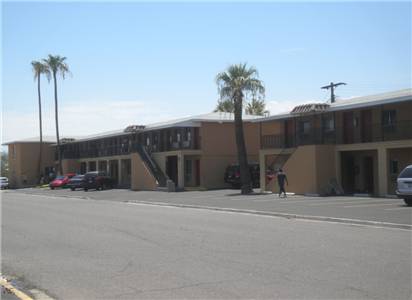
[261,120,412,149]
[61,145,132,159]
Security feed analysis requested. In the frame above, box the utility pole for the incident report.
[321,82,346,103]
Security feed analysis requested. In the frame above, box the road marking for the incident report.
[126,201,412,230]
[308,200,399,206]
[343,203,400,208]
[0,277,33,300]
[384,207,411,211]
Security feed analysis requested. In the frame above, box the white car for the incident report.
[0,177,9,189]
[396,165,412,206]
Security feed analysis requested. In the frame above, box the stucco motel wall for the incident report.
[8,142,55,188]
[131,153,158,191]
[262,145,337,195]
[199,122,260,189]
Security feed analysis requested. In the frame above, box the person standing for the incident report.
[277,168,288,198]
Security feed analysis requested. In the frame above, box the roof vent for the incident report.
[290,103,330,115]
[60,138,76,143]
[124,125,145,133]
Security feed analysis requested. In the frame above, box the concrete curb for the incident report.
[0,277,33,300]
[127,200,412,230]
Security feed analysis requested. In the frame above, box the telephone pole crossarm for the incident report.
[321,82,347,103]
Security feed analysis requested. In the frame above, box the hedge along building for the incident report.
[256,89,412,197]
[23,112,260,190]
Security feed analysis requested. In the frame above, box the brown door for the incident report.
[363,156,374,194]
[284,120,294,147]
[195,159,200,186]
[166,156,178,186]
[343,112,354,144]
[361,110,372,142]
[341,152,355,194]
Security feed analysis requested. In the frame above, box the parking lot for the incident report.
[6,187,411,226]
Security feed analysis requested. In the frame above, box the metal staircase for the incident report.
[134,144,169,187]
[267,147,297,172]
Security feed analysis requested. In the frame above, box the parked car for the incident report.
[49,173,76,189]
[82,172,115,191]
[224,163,260,189]
[396,165,412,206]
[67,175,85,191]
[0,177,9,189]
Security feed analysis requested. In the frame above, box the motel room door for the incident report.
[343,112,354,144]
[166,156,178,187]
[363,156,374,194]
[284,119,295,147]
[361,110,373,143]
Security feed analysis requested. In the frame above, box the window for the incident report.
[323,117,335,132]
[177,133,181,142]
[146,137,150,146]
[390,160,399,175]
[399,167,412,178]
[382,110,397,126]
[184,128,192,141]
[299,121,311,135]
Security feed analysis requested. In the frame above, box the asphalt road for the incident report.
[13,188,412,225]
[2,191,411,299]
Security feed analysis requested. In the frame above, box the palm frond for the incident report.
[31,60,51,81]
[43,54,71,79]
[215,62,265,107]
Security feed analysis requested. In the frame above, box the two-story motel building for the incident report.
[257,89,412,197]
[6,113,261,190]
[5,89,412,196]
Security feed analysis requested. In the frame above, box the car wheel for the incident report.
[84,188,88,192]
[50,187,55,190]
[70,187,75,191]
[404,199,412,206]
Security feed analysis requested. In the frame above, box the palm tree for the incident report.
[214,99,234,113]
[245,98,269,116]
[43,54,70,175]
[216,63,265,194]
[31,61,50,182]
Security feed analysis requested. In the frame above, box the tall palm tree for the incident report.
[43,54,70,175]
[31,61,50,182]
[245,98,269,116]
[216,63,265,194]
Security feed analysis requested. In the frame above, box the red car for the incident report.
[49,173,76,189]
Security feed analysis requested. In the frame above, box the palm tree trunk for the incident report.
[53,72,63,175]
[37,75,43,183]
[233,94,252,194]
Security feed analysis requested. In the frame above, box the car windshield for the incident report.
[0,178,7,182]
[399,167,412,178]
[73,175,84,179]
[56,176,65,180]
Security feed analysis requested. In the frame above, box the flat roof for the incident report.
[3,112,262,145]
[2,136,61,145]
[5,89,410,144]
[257,88,412,122]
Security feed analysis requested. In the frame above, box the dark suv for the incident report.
[83,172,115,191]
[224,163,260,189]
